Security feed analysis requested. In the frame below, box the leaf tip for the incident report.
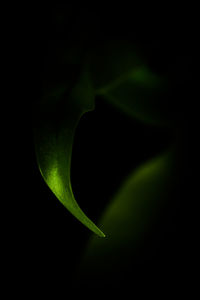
[95,228,106,238]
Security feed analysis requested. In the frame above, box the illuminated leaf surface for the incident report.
[33,69,105,237]
[78,149,177,282]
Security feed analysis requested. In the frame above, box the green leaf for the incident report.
[88,40,142,91]
[78,149,176,281]
[98,65,174,127]
[88,40,176,127]
[33,68,105,237]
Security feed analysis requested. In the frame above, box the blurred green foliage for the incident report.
[33,13,189,239]
[78,149,177,282]
[28,5,193,292]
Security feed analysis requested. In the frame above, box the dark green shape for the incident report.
[88,40,142,91]
[98,65,173,127]
[88,40,175,127]
[78,149,176,279]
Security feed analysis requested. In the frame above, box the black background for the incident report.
[4,5,194,294]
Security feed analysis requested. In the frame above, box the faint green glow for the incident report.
[129,66,162,87]
[78,150,174,281]
[97,65,164,95]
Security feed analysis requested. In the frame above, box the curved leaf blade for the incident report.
[78,149,177,283]
[33,70,105,237]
